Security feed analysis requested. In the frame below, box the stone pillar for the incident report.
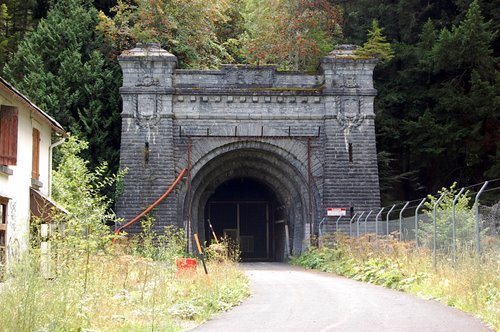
[116,43,179,231]
[320,45,380,226]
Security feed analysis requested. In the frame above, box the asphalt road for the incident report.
[192,262,491,332]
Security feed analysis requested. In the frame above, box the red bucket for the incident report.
[176,258,197,276]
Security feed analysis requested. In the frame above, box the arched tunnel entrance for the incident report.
[204,177,285,261]
[185,141,319,262]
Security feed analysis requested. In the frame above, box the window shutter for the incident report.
[0,105,18,166]
[32,128,40,180]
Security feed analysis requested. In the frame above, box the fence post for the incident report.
[399,201,410,241]
[356,212,365,237]
[335,215,342,233]
[364,210,373,235]
[452,187,465,266]
[375,207,384,251]
[474,181,488,255]
[414,198,426,249]
[318,217,326,238]
[349,213,357,237]
[386,204,396,236]
[433,193,446,270]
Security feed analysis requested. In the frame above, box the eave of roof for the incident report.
[0,76,66,135]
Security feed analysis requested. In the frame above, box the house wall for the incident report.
[0,94,52,264]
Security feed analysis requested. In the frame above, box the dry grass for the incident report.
[301,233,499,330]
[0,249,249,332]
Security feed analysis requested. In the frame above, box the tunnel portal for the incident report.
[116,43,382,259]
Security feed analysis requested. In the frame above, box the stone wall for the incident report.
[116,43,381,255]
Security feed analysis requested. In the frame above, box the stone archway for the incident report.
[183,141,317,260]
[116,44,382,251]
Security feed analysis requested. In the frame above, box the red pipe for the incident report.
[113,168,187,244]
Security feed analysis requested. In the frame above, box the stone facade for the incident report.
[116,43,381,259]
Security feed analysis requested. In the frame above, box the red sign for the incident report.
[327,208,346,216]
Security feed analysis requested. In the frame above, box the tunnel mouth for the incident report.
[204,177,284,261]
[185,142,316,260]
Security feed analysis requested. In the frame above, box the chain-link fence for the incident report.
[319,180,500,265]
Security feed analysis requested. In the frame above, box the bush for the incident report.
[124,216,187,268]
[419,183,484,250]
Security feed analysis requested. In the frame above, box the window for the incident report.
[0,196,8,265]
[32,128,40,180]
[0,105,19,166]
[348,143,353,163]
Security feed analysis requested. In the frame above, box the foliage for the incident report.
[419,183,479,250]
[240,0,343,71]
[50,135,125,250]
[343,0,500,203]
[205,236,241,263]
[292,233,499,329]
[0,0,44,70]
[124,216,187,266]
[354,19,394,62]
[97,0,239,68]
[98,0,343,71]
[292,235,418,291]
[0,135,249,330]
[0,0,119,69]
[3,0,122,172]
[0,250,249,331]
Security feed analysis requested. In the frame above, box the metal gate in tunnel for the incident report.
[204,177,281,261]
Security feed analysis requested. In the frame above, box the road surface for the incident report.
[193,262,490,332]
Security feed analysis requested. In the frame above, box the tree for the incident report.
[355,19,394,62]
[0,0,38,69]
[419,184,478,250]
[51,135,125,250]
[98,0,238,68]
[241,0,343,70]
[404,0,499,189]
[3,0,121,171]
[342,0,499,204]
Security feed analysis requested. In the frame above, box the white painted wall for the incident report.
[0,94,53,264]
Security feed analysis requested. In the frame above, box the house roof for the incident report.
[0,76,66,135]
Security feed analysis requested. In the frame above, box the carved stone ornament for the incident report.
[337,111,365,152]
[136,60,160,87]
[224,67,273,86]
[343,75,358,88]
[137,74,160,87]
[136,95,161,140]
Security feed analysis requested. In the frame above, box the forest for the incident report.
[0,0,498,204]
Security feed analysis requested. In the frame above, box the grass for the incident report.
[291,234,500,331]
[0,246,249,331]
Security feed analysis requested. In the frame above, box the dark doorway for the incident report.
[204,177,280,260]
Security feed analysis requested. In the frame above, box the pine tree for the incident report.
[355,19,394,62]
[3,0,121,171]
[403,0,499,190]
[343,0,498,203]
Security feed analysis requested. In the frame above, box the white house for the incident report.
[0,77,65,267]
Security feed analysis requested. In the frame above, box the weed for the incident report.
[292,233,499,330]
[0,248,249,331]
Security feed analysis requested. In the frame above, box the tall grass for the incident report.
[0,136,250,331]
[292,234,499,330]
[0,246,249,332]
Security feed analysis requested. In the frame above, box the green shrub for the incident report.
[419,183,485,250]
[125,216,187,268]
